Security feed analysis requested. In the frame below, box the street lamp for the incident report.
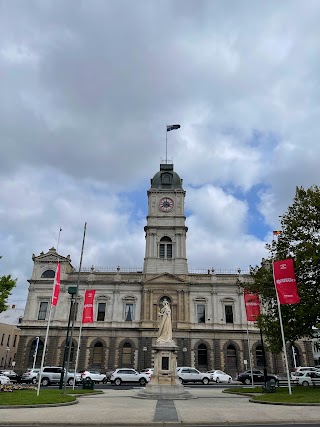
[4,346,10,369]
[143,346,147,369]
[182,347,187,366]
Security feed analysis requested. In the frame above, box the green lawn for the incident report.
[0,388,102,406]
[227,386,320,404]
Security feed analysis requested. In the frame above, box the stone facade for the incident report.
[15,163,314,376]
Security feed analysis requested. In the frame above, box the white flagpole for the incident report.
[165,125,168,164]
[246,323,254,388]
[37,227,62,396]
[273,262,292,395]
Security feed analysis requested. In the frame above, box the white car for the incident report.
[21,368,40,384]
[111,368,149,386]
[176,367,211,385]
[291,366,319,378]
[0,374,10,385]
[81,370,108,383]
[207,370,232,384]
[140,368,153,379]
[291,370,320,386]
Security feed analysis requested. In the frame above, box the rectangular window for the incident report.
[159,244,165,258]
[125,304,133,321]
[225,305,234,323]
[38,302,48,320]
[97,303,106,321]
[13,335,17,347]
[1,334,4,346]
[167,244,172,258]
[6,335,10,347]
[197,304,205,323]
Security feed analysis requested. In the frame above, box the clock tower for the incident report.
[143,163,188,275]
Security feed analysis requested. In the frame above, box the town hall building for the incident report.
[15,163,314,377]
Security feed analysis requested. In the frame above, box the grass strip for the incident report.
[227,386,320,403]
[0,388,99,405]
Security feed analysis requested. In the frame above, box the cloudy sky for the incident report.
[1,0,320,307]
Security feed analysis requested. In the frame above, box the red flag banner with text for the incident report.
[273,259,300,304]
[52,262,61,306]
[244,291,261,321]
[82,290,96,323]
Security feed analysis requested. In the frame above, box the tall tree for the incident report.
[0,275,17,313]
[242,185,320,353]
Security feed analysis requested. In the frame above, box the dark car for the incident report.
[236,369,278,385]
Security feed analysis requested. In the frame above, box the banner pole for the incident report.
[273,262,292,395]
[246,323,254,387]
[72,319,83,390]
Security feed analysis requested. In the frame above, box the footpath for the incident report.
[1,387,320,426]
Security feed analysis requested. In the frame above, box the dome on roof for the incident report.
[150,164,183,190]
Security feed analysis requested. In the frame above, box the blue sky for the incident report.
[1,0,320,306]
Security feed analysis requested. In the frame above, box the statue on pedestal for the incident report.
[157,299,174,344]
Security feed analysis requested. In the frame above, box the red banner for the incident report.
[244,291,260,321]
[82,290,96,323]
[52,262,61,306]
[273,258,300,304]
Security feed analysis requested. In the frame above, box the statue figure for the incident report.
[157,299,174,344]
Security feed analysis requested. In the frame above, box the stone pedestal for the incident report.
[137,341,194,400]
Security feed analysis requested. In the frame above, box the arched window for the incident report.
[92,342,104,369]
[197,344,208,370]
[159,295,172,307]
[121,342,132,367]
[27,338,44,368]
[226,344,238,371]
[41,270,55,278]
[159,236,172,259]
[255,345,264,368]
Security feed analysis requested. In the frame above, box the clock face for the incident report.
[159,197,174,212]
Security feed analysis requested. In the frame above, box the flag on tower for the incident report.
[273,230,282,235]
[167,124,181,132]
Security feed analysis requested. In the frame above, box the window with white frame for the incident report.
[159,236,173,259]
[38,302,48,320]
[122,296,137,322]
[125,304,133,321]
[197,304,206,323]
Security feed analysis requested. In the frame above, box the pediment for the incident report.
[32,247,72,264]
[143,272,187,285]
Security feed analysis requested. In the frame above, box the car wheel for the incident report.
[139,378,147,386]
[302,381,309,386]
[202,377,210,385]
[179,377,184,384]
[32,377,37,384]
[216,377,220,383]
[228,378,232,383]
[114,378,122,386]
[41,377,50,386]
[67,378,74,386]
[244,378,251,385]
[102,378,107,384]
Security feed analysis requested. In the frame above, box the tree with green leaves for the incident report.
[0,275,17,313]
[242,185,320,353]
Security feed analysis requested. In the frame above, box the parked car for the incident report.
[207,370,232,384]
[139,368,153,379]
[21,368,40,384]
[0,374,10,385]
[291,366,319,377]
[176,367,211,385]
[81,370,108,383]
[291,370,320,386]
[0,370,21,383]
[110,368,149,386]
[38,366,82,386]
[236,370,278,385]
